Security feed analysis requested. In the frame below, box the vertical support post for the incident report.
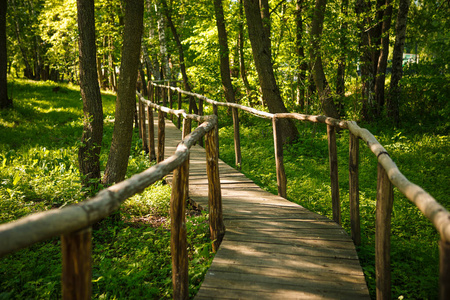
[198,98,204,147]
[147,106,156,161]
[182,118,191,199]
[162,86,166,107]
[205,121,225,252]
[157,109,165,163]
[349,131,361,245]
[177,91,182,129]
[168,87,173,121]
[141,105,148,152]
[272,116,287,198]
[232,107,242,169]
[440,240,450,300]
[138,100,143,139]
[213,104,219,151]
[376,162,394,300]
[170,157,189,300]
[327,124,341,224]
[61,227,92,300]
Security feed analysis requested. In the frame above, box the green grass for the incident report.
[0,79,214,299]
[215,96,449,299]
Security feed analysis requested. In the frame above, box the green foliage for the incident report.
[217,109,448,299]
[0,80,214,299]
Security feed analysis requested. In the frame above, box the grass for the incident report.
[0,79,214,299]
[213,82,449,299]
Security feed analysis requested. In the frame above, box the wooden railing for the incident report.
[149,82,450,300]
[0,101,224,299]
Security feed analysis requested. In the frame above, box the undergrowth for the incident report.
[0,79,214,299]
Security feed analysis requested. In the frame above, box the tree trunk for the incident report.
[387,0,410,125]
[243,0,299,144]
[103,0,144,185]
[10,0,33,79]
[77,0,104,189]
[238,0,254,104]
[296,0,308,110]
[0,0,11,109]
[310,0,340,119]
[374,0,393,117]
[336,0,349,108]
[214,0,236,104]
[157,5,170,81]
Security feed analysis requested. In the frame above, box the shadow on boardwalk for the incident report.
[159,115,370,299]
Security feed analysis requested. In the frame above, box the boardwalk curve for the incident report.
[159,115,370,299]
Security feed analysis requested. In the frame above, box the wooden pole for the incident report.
[168,87,173,121]
[205,124,225,252]
[157,109,165,163]
[61,227,92,300]
[440,240,450,300]
[376,162,394,300]
[177,91,182,129]
[182,118,191,199]
[272,117,287,198]
[327,124,341,224]
[349,131,361,245]
[213,104,219,151]
[232,107,242,169]
[198,98,204,147]
[141,105,148,152]
[170,158,189,300]
[138,100,144,139]
[147,106,156,161]
[162,86,166,107]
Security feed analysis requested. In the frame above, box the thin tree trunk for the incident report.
[388,0,410,125]
[77,0,104,188]
[310,0,340,119]
[374,0,392,117]
[213,0,236,104]
[157,5,170,81]
[336,0,349,104]
[103,0,144,185]
[10,0,33,79]
[243,0,299,144]
[238,0,254,104]
[296,0,308,109]
[0,0,12,109]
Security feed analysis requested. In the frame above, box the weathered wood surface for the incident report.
[155,114,370,299]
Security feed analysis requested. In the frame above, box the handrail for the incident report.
[151,81,449,299]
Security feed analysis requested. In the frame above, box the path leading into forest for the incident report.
[158,116,370,299]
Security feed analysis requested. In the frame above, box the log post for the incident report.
[138,100,143,139]
[198,98,204,147]
[205,123,225,252]
[213,104,219,151]
[232,107,242,169]
[440,240,450,300]
[147,106,156,161]
[61,227,92,300]
[177,91,182,129]
[272,117,287,198]
[168,87,173,121]
[162,86,166,107]
[141,105,148,152]
[182,118,191,199]
[376,162,394,300]
[327,125,341,225]
[157,109,165,163]
[170,157,189,300]
[349,131,361,245]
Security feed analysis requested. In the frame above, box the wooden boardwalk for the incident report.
[159,116,370,299]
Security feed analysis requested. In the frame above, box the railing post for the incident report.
[440,240,450,300]
[327,124,341,224]
[349,131,361,245]
[141,105,148,152]
[272,116,287,198]
[168,87,173,121]
[232,107,242,169]
[162,86,166,107]
[182,118,191,199]
[213,104,219,151]
[61,227,92,300]
[198,98,204,147]
[205,121,225,252]
[376,162,394,300]
[147,106,156,161]
[157,109,165,163]
[170,156,189,300]
[177,91,182,129]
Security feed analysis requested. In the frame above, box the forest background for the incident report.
[0,0,449,298]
